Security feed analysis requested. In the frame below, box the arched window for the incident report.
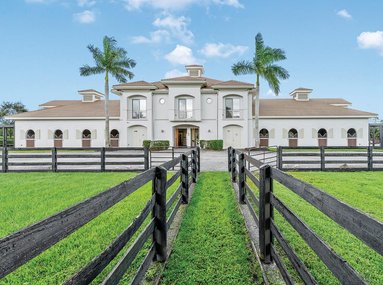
[288,128,298,147]
[347,128,357,147]
[26,130,35,148]
[54,130,63,148]
[26,130,35,139]
[110,129,119,147]
[259,128,269,147]
[317,128,327,147]
[82,129,91,148]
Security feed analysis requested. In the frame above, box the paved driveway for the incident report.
[200,150,228,171]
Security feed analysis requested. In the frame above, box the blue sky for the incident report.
[1,0,383,119]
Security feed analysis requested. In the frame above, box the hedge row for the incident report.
[142,140,170,150]
[200,140,223,150]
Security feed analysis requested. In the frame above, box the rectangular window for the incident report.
[132,99,147,119]
[225,98,240,118]
[178,98,193,119]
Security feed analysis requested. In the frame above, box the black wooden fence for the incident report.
[278,146,383,171]
[1,147,150,173]
[0,148,200,284]
[228,147,383,285]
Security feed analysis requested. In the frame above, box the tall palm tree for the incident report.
[80,36,136,147]
[232,33,289,147]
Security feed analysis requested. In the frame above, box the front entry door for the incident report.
[176,128,187,147]
[191,128,199,147]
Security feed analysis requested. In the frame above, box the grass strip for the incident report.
[161,171,263,285]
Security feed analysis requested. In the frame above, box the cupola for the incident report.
[185,65,204,77]
[78,89,104,102]
[289,87,312,101]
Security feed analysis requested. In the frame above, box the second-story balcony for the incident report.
[172,109,200,121]
[223,109,245,120]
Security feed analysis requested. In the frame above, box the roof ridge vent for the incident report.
[289,87,312,101]
[78,89,104,102]
[185,65,204,77]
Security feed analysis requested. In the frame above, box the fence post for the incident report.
[192,149,197,183]
[320,147,325,171]
[227,146,232,172]
[2,147,8,173]
[231,148,236,182]
[181,154,189,204]
[52,147,57,172]
[368,146,373,171]
[144,147,150,170]
[238,152,245,204]
[277,146,283,170]
[153,166,167,262]
[259,164,273,264]
[197,146,201,173]
[171,147,175,171]
[100,147,106,172]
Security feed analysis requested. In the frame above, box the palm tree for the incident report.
[80,36,136,147]
[232,33,289,147]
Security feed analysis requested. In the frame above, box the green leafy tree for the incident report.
[80,36,136,147]
[232,33,289,147]
[0,101,28,125]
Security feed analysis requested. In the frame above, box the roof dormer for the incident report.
[185,65,204,77]
[78,89,104,102]
[289,87,312,101]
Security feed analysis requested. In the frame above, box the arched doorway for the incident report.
[110,129,119,147]
[82,129,91,148]
[288,128,298,147]
[54,130,63,148]
[318,128,327,147]
[259,128,269,147]
[347,128,357,147]
[26,130,35,148]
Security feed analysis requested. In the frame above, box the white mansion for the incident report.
[10,65,376,149]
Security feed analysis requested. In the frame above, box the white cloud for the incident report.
[73,10,96,24]
[337,9,352,19]
[165,45,199,65]
[78,0,96,7]
[200,42,248,58]
[132,30,171,44]
[266,89,276,97]
[124,0,243,11]
[132,14,194,45]
[357,31,383,56]
[164,69,188,78]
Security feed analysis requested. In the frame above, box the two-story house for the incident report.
[9,65,376,148]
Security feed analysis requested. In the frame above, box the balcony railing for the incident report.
[128,110,147,120]
[174,110,197,121]
[223,109,244,119]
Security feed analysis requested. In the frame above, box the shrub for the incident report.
[142,140,151,149]
[200,139,223,150]
[150,140,170,151]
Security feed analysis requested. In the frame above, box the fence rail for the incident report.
[278,146,383,171]
[0,147,200,284]
[228,147,383,285]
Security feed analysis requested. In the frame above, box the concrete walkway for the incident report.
[199,150,228,171]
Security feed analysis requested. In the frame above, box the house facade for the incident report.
[9,65,376,148]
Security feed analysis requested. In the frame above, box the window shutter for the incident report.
[282,129,288,139]
[312,128,317,138]
[20,129,25,139]
[269,129,275,139]
[76,130,81,139]
[328,128,334,139]
[64,130,69,140]
[48,130,53,139]
[299,129,304,139]
[92,129,97,139]
[357,128,363,138]
[35,130,41,140]
[341,128,347,139]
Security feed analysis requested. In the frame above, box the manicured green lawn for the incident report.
[161,172,262,285]
[248,171,383,285]
[0,172,178,284]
